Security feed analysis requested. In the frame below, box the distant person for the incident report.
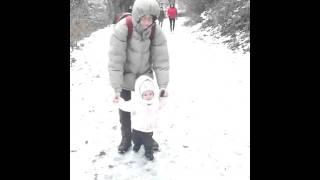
[115,75,166,161]
[167,3,177,32]
[158,7,165,27]
[128,5,132,13]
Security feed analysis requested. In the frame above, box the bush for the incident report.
[183,13,204,26]
[70,0,134,49]
[183,0,250,52]
[70,0,90,48]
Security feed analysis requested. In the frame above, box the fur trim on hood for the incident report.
[132,0,160,26]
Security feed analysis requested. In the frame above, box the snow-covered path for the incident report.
[70,17,250,180]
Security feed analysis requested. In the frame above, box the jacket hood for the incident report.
[132,0,160,25]
[134,75,157,105]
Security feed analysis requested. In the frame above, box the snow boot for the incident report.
[118,117,132,153]
[118,130,131,154]
[118,109,132,154]
[152,138,159,151]
[118,126,131,153]
[118,90,132,154]
[133,144,141,153]
[145,150,154,161]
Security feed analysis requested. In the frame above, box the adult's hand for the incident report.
[159,88,168,97]
[113,92,121,104]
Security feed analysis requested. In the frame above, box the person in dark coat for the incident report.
[158,7,165,27]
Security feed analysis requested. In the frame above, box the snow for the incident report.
[70,17,250,180]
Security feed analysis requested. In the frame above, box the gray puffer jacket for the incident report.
[108,0,170,94]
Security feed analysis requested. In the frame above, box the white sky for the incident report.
[70,17,250,180]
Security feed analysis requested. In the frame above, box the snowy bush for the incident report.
[70,0,134,49]
[180,0,250,53]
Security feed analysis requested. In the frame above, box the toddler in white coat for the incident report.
[115,75,166,161]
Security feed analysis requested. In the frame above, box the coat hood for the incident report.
[132,0,160,25]
[134,75,157,105]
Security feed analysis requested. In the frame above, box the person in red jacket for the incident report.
[167,3,177,32]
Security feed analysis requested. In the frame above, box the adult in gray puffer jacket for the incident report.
[108,0,170,154]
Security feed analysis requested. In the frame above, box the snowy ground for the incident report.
[70,17,250,180]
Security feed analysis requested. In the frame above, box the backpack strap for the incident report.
[125,15,133,40]
[150,24,156,41]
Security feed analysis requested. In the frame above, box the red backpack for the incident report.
[115,12,156,41]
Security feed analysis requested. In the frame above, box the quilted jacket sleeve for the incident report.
[108,19,129,93]
[150,25,170,89]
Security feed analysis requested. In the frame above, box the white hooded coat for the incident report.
[118,75,161,133]
[108,0,170,94]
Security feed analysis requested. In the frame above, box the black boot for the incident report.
[152,138,159,151]
[132,144,141,153]
[118,110,132,153]
[132,129,142,153]
[118,90,132,154]
[118,126,131,154]
[145,150,154,161]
